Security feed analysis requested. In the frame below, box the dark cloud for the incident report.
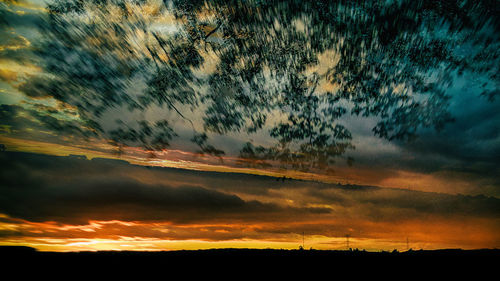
[0,2,44,29]
[0,104,98,143]
[401,91,500,165]
[0,178,273,224]
[306,188,500,219]
[0,151,498,227]
[338,84,500,196]
[0,3,43,64]
[0,47,36,64]
[0,151,332,225]
[391,88,500,190]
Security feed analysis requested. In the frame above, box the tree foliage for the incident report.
[16,0,500,171]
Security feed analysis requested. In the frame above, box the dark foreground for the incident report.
[1,246,498,273]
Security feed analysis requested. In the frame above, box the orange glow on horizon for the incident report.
[1,214,498,252]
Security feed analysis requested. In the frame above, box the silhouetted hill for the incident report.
[1,246,497,269]
[2,246,498,279]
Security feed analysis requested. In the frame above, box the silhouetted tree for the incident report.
[15,0,499,171]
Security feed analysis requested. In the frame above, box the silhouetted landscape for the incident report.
[2,246,498,268]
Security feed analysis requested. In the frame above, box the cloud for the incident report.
[306,187,500,220]
[0,3,41,73]
[0,69,17,82]
[0,151,499,249]
[390,86,500,191]
[0,2,44,29]
[0,178,274,224]
[0,151,334,225]
[0,104,98,144]
[400,90,500,166]
[0,151,498,226]
[332,81,500,196]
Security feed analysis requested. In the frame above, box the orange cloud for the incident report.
[0,69,18,82]
[1,214,498,252]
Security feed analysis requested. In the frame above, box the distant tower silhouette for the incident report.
[406,237,409,251]
[345,234,350,250]
[302,231,305,249]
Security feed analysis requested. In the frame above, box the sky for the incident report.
[0,0,499,251]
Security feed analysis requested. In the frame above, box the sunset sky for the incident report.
[0,0,499,251]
